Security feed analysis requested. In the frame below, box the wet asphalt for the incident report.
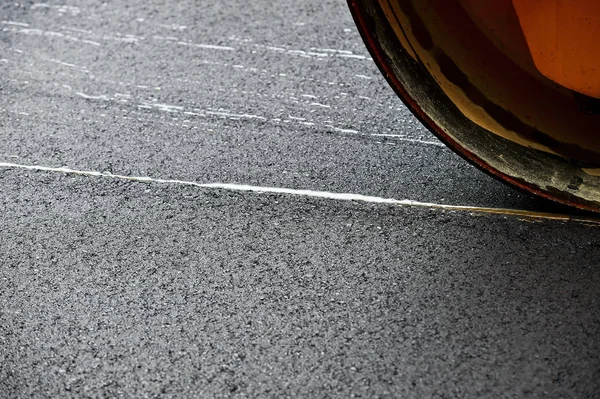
[1,1,599,398]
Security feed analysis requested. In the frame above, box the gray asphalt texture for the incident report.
[0,1,599,398]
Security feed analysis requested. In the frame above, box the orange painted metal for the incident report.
[512,0,600,98]
[458,0,535,74]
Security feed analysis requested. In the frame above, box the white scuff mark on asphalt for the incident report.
[287,50,309,55]
[44,30,68,38]
[397,138,445,147]
[0,59,8,63]
[153,35,178,41]
[265,46,286,52]
[75,92,109,101]
[31,3,81,16]
[138,103,184,113]
[161,36,235,51]
[310,102,331,108]
[0,161,596,224]
[153,35,235,51]
[1,20,30,27]
[338,54,372,60]
[324,126,445,147]
[331,127,359,134]
[61,26,92,34]
[370,134,445,147]
[104,34,144,44]
[355,74,372,80]
[155,104,184,113]
[47,58,88,72]
[183,111,204,117]
[4,27,39,35]
[177,41,234,51]
[3,26,101,46]
[310,48,354,55]
[257,44,369,60]
[157,23,188,31]
[81,39,101,46]
[205,110,267,121]
[306,52,329,58]
[55,5,81,15]
[370,133,407,138]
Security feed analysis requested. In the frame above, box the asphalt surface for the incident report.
[0,1,599,398]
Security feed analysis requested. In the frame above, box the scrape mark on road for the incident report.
[153,35,235,51]
[2,26,101,46]
[1,162,597,224]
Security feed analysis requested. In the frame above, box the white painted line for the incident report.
[0,162,597,224]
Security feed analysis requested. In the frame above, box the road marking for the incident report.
[1,161,598,224]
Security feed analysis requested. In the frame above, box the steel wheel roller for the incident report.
[348,0,600,212]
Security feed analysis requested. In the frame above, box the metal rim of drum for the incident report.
[348,0,600,212]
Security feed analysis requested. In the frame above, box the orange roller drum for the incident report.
[348,0,600,211]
